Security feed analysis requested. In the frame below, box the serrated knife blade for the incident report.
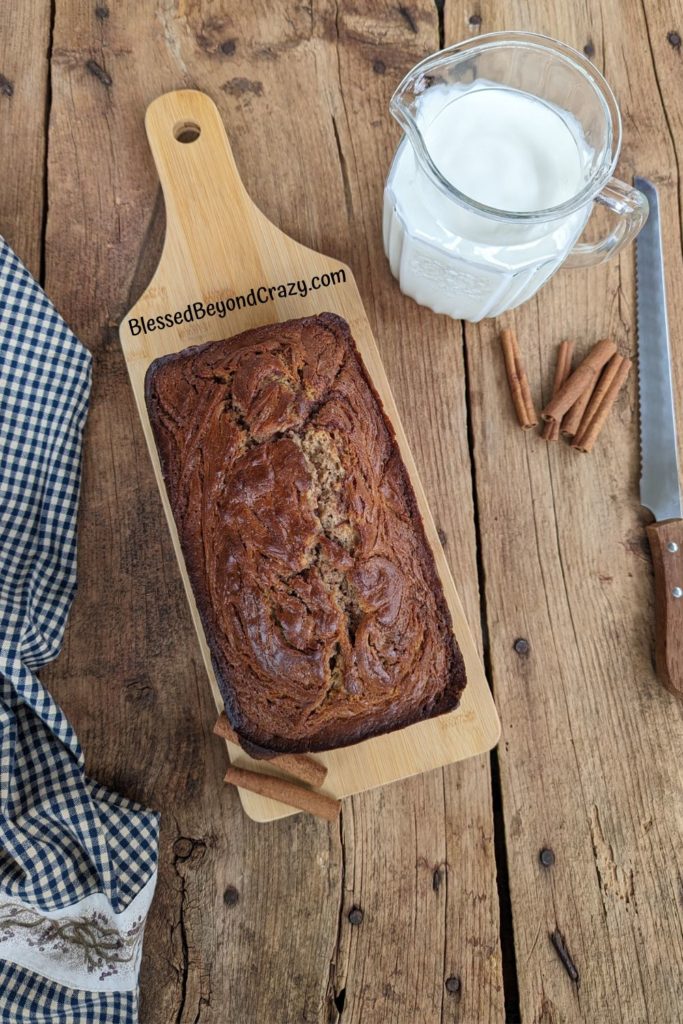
[635,176,681,521]
[635,176,683,700]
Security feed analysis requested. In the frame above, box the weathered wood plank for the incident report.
[328,7,503,1020]
[42,3,342,1022]
[0,3,51,276]
[445,3,683,1022]
[39,1,502,1022]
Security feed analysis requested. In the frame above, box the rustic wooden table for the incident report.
[2,2,682,1022]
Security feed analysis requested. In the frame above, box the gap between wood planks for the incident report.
[460,316,522,1024]
[38,0,56,287]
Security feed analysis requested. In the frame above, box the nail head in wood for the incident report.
[86,60,112,87]
[445,975,461,993]
[672,586,682,599]
[667,541,679,553]
[514,637,530,655]
[223,885,239,906]
[549,929,579,982]
[539,847,555,867]
[348,906,364,925]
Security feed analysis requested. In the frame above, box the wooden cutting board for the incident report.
[119,89,500,821]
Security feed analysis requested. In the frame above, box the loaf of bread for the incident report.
[145,313,466,753]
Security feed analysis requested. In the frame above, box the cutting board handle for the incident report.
[144,90,265,266]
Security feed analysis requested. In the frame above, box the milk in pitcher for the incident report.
[383,82,594,321]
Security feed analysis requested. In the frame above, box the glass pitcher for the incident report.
[383,32,648,322]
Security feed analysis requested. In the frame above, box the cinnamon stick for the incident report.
[225,764,341,822]
[518,365,538,430]
[214,713,327,788]
[572,353,624,442]
[561,361,599,436]
[571,356,632,453]
[500,328,538,429]
[542,338,617,427]
[542,340,574,441]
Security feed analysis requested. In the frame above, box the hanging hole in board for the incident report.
[174,121,201,144]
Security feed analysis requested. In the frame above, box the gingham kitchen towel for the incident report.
[0,237,159,1022]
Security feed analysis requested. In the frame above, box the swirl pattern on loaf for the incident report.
[145,313,465,753]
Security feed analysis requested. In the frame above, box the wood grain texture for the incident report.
[646,518,683,699]
[445,2,683,1022]
[0,2,51,277]
[9,0,503,1021]
[9,1,681,1021]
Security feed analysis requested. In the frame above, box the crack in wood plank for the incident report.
[326,810,347,1022]
[331,114,353,222]
[638,0,683,268]
[172,841,192,1024]
[589,805,636,906]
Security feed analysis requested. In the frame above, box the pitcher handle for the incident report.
[564,178,649,269]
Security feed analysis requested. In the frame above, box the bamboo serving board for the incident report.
[120,90,500,821]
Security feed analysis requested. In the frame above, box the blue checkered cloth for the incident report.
[0,238,159,1022]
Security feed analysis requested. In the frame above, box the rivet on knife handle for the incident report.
[646,519,683,699]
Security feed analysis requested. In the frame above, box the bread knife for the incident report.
[635,176,683,699]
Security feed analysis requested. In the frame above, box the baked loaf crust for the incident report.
[145,313,466,753]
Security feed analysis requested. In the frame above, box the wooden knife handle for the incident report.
[646,518,683,699]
